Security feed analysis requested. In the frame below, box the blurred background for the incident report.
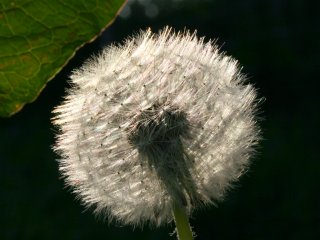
[0,0,319,239]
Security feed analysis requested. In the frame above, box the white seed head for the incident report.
[52,26,261,226]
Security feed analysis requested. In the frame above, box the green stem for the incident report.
[172,204,194,240]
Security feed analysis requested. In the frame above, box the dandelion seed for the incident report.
[52,27,261,231]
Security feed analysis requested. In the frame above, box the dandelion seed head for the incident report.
[52,26,261,226]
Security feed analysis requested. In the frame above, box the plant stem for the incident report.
[172,204,194,240]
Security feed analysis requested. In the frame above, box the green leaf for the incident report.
[0,0,126,117]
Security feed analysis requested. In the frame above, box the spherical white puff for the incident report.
[52,26,261,226]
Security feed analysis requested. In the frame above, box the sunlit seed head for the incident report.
[52,26,261,226]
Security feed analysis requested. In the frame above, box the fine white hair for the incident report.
[52,26,261,226]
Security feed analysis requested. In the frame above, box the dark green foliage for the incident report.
[0,0,126,117]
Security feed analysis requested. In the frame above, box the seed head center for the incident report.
[127,101,189,152]
[126,101,199,206]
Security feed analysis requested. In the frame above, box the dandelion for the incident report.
[52,26,261,239]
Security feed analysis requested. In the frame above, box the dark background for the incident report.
[0,0,319,239]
